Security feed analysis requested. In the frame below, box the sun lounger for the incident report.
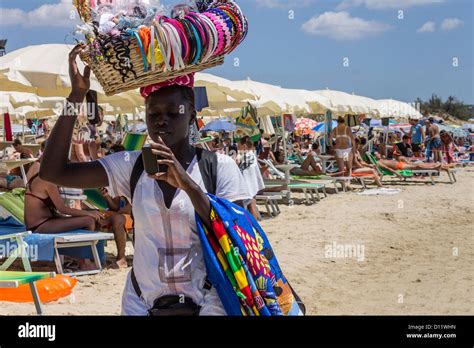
[264,180,325,205]
[0,229,55,314]
[122,132,147,151]
[0,159,37,186]
[365,152,439,185]
[83,189,109,210]
[0,211,113,276]
[292,174,374,192]
[259,158,286,180]
[255,193,282,217]
[0,141,13,152]
[0,271,55,315]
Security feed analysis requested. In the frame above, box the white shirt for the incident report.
[238,151,265,198]
[99,151,251,315]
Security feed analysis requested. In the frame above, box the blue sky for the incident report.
[0,0,472,103]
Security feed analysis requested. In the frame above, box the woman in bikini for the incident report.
[25,155,103,234]
[330,116,355,177]
[373,152,444,172]
[352,138,383,187]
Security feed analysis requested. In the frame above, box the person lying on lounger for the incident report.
[374,152,445,173]
[0,172,24,190]
[273,150,324,177]
[352,139,383,187]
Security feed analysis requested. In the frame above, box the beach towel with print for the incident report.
[196,194,303,316]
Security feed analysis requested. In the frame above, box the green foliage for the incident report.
[416,94,473,121]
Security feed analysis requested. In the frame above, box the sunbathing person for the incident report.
[0,172,24,190]
[274,150,324,176]
[393,135,415,162]
[97,187,132,269]
[373,152,444,172]
[352,140,383,187]
[25,159,103,269]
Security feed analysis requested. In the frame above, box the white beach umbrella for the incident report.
[376,99,422,119]
[313,89,372,116]
[229,78,325,116]
[351,94,381,118]
[0,44,144,111]
[0,44,257,115]
[195,72,256,108]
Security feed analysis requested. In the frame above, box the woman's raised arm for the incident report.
[40,44,108,189]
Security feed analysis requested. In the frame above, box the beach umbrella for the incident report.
[313,89,372,115]
[201,119,237,132]
[375,99,422,119]
[230,78,328,116]
[295,117,317,135]
[313,120,338,132]
[0,44,144,112]
[195,73,256,111]
[260,115,275,136]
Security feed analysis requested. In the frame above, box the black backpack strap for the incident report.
[130,153,144,203]
[196,147,218,195]
[131,267,142,299]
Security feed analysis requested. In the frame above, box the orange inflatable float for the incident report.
[0,274,77,303]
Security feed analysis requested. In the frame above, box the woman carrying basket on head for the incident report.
[40,45,251,315]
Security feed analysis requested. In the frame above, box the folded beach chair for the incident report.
[365,152,439,185]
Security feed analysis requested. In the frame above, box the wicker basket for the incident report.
[80,37,224,96]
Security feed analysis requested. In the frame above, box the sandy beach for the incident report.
[1,169,472,316]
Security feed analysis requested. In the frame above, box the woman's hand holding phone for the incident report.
[145,137,197,193]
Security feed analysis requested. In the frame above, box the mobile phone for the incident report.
[142,145,159,175]
[86,90,101,125]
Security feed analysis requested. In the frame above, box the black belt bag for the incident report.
[148,295,201,316]
[131,268,201,316]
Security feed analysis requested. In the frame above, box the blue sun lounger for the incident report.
[0,216,113,276]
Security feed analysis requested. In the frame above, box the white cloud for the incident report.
[0,0,79,27]
[336,0,445,10]
[441,18,464,31]
[301,11,391,41]
[417,21,436,33]
[255,0,316,9]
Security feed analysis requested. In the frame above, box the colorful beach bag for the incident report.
[196,195,305,316]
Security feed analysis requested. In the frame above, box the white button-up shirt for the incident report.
[99,151,250,315]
